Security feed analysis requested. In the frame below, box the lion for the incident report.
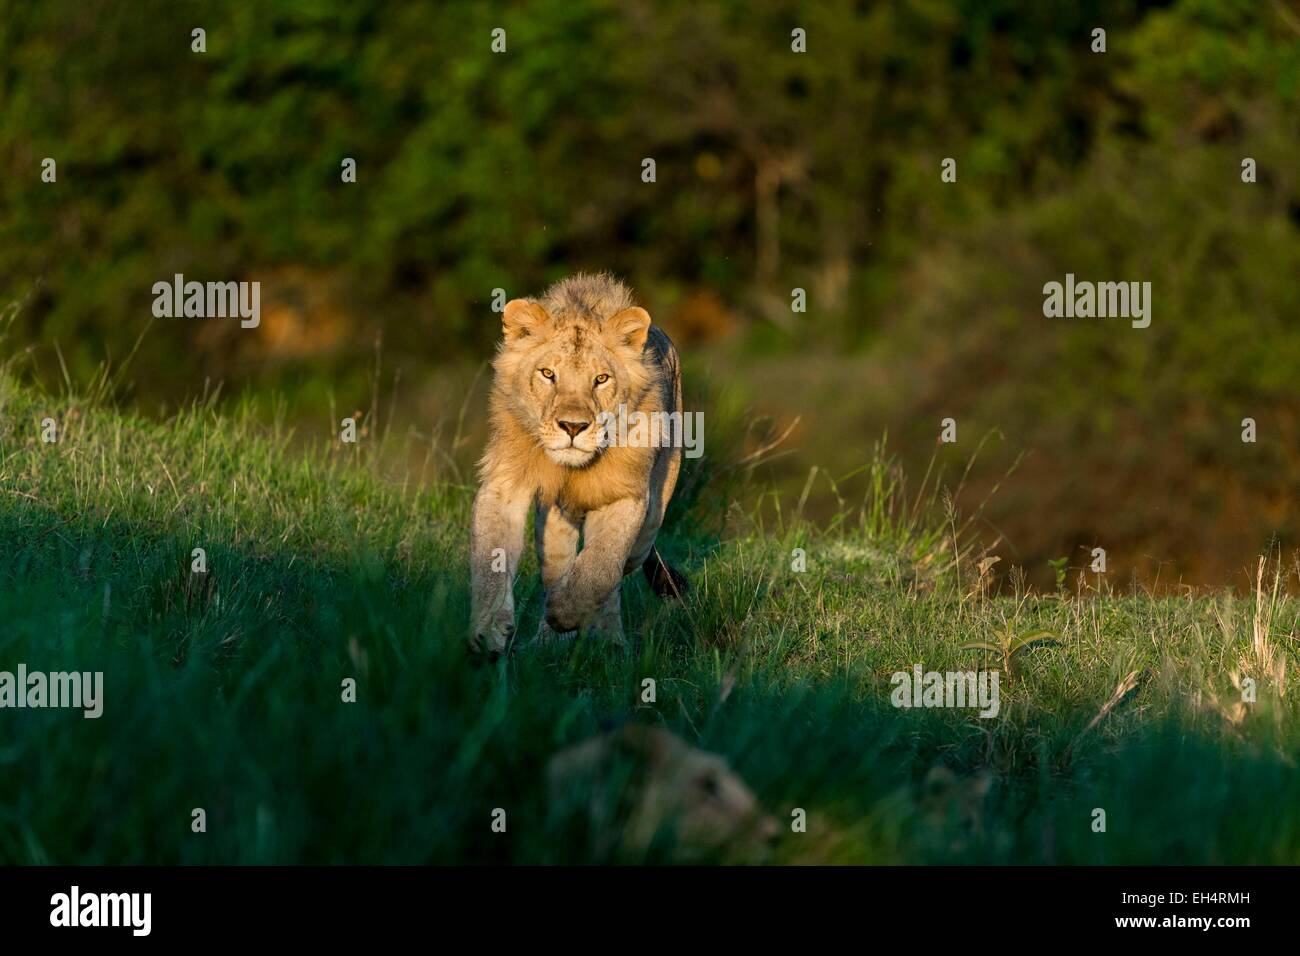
[545,724,780,863]
[469,273,688,657]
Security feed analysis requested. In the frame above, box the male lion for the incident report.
[469,273,687,658]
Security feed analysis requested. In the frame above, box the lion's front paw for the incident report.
[544,605,581,635]
[469,611,516,662]
[544,588,590,634]
[535,617,577,647]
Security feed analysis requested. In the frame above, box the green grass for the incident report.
[1,368,1298,865]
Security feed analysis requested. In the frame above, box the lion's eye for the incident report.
[539,368,555,380]
[594,373,610,385]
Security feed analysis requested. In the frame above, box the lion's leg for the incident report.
[534,503,581,644]
[535,503,581,587]
[469,479,532,657]
[544,496,647,634]
[582,585,625,645]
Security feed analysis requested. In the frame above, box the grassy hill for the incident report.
[0,371,1297,864]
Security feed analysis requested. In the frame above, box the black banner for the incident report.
[0,866,1281,941]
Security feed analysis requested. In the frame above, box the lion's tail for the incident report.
[642,548,689,600]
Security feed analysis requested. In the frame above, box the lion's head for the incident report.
[546,725,780,863]
[492,274,656,468]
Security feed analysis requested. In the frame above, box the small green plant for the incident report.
[962,625,1059,679]
[1047,556,1069,593]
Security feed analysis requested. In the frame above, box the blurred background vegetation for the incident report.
[2,0,1299,589]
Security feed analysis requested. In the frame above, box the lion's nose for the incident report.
[557,420,591,438]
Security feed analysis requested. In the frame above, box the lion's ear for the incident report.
[502,299,551,343]
[605,306,651,352]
